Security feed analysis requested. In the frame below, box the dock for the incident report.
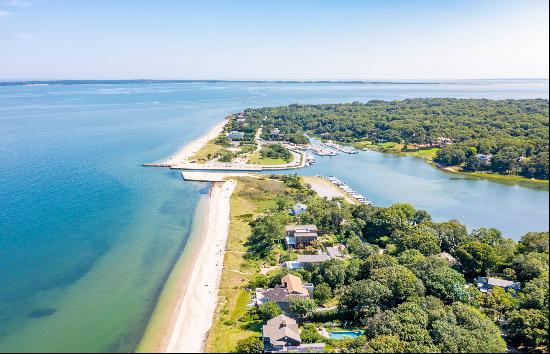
[324,176,372,205]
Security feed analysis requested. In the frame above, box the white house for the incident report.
[227,131,245,140]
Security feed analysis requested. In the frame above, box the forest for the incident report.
[228,175,548,353]
[236,99,549,180]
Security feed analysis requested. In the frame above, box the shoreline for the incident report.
[162,119,228,166]
[361,145,549,187]
[137,180,236,353]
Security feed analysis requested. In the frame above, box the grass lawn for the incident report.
[190,140,225,162]
[248,151,293,165]
[204,177,284,353]
[462,171,549,186]
[401,147,440,161]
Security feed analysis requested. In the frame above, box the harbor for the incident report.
[325,176,372,205]
[308,140,359,156]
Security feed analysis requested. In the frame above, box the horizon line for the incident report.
[1,77,549,86]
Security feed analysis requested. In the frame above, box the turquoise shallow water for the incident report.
[0,80,548,352]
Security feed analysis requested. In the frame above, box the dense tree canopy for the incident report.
[240,99,549,179]
[239,176,549,353]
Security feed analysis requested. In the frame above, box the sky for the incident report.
[0,0,548,80]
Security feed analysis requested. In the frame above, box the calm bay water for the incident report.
[0,80,548,352]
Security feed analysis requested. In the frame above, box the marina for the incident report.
[308,140,359,156]
[325,175,372,205]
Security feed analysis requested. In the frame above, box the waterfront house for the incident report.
[262,315,301,352]
[255,274,314,310]
[227,131,245,140]
[436,137,453,147]
[284,225,319,249]
[290,203,307,216]
[476,153,493,162]
[476,277,521,293]
[262,315,326,353]
[284,253,331,270]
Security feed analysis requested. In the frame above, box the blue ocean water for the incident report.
[0,80,548,352]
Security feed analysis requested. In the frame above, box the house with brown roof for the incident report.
[284,225,319,249]
[255,274,314,310]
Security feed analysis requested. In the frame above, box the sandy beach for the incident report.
[136,179,236,353]
[161,180,235,353]
[163,119,228,166]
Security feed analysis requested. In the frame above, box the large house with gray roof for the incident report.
[284,225,319,249]
[262,315,326,353]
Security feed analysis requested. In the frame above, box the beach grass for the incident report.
[205,176,284,353]
[190,140,225,162]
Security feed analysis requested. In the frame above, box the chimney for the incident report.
[280,319,286,328]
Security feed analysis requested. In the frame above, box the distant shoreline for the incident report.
[2,78,548,87]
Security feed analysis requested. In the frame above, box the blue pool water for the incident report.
[329,330,365,339]
[0,80,548,352]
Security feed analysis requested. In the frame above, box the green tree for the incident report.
[455,241,499,278]
[519,232,549,254]
[288,296,316,319]
[234,336,264,353]
[410,256,468,303]
[368,335,404,353]
[398,225,441,256]
[313,282,332,305]
[246,215,285,258]
[434,220,469,253]
[505,309,549,352]
[338,280,392,322]
[371,265,425,305]
[361,253,398,279]
[319,259,348,289]
[520,274,549,310]
[299,323,326,344]
[366,203,416,240]
[481,286,519,322]
[512,252,549,282]
[257,301,282,322]
[470,227,504,246]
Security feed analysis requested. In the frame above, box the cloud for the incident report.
[0,10,12,18]
[17,32,35,41]
[5,0,29,6]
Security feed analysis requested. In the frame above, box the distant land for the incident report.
[1,78,548,86]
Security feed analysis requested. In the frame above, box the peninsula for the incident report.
[138,106,548,353]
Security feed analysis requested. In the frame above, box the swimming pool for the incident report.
[328,330,364,339]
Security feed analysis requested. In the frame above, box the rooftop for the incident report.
[262,315,301,347]
[281,274,309,297]
[297,254,331,264]
[285,224,318,232]
[326,244,347,259]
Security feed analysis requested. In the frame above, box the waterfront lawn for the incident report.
[402,147,440,161]
[190,140,225,162]
[204,177,284,353]
[248,152,293,165]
